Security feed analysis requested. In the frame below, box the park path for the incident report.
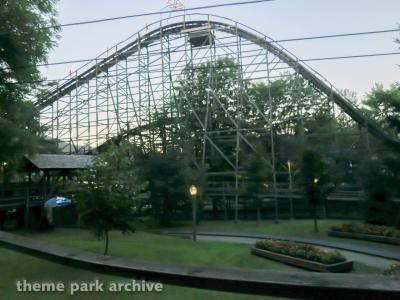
[165,232,399,269]
[3,230,400,299]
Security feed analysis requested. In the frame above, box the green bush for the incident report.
[383,264,400,276]
[363,192,398,226]
[362,161,399,227]
[331,223,400,238]
[396,212,400,229]
[254,239,346,265]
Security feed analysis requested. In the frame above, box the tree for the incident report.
[0,1,59,174]
[361,84,400,227]
[141,148,203,226]
[242,143,269,227]
[176,57,241,132]
[363,84,400,131]
[75,143,148,255]
[247,75,330,136]
[174,57,243,171]
[359,32,400,227]
[361,158,397,226]
[300,150,327,232]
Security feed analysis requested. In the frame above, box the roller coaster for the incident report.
[35,14,398,218]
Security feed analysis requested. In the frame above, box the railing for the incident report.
[0,184,60,210]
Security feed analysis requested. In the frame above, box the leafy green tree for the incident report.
[361,158,397,226]
[363,84,400,132]
[176,57,241,133]
[174,57,252,173]
[300,150,328,232]
[171,57,371,221]
[247,75,331,135]
[141,148,204,226]
[0,0,59,173]
[247,75,351,178]
[76,142,148,255]
[359,29,400,226]
[361,84,400,227]
[242,143,269,226]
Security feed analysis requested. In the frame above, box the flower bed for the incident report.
[329,223,400,245]
[383,264,400,276]
[251,239,352,272]
[254,239,346,264]
[332,223,400,238]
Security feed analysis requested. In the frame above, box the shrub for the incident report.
[331,223,400,238]
[383,264,400,276]
[362,160,399,227]
[254,239,346,265]
[363,190,398,226]
[395,212,400,229]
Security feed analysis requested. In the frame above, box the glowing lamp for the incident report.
[189,185,198,197]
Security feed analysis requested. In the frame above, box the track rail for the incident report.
[36,14,399,146]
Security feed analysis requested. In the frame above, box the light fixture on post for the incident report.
[1,162,8,185]
[287,160,294,219]
[189,185,198,241]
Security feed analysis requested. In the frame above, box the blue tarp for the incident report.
[44,196,72,208]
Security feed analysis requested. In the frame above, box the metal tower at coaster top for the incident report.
[37,14,396,217]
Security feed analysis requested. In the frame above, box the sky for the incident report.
[41,0,400,99]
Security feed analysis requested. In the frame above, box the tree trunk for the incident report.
[255,194,261,227]
[212,198,217,218]
[104,230,109,255]
[0,211,5,230]
[313,204,318,233]
[223,182,227,220]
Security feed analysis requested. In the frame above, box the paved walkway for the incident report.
[1,230,400,299]
[165,231,400,260]
[165,232,399,269]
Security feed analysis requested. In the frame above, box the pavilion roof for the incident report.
[25,154,93,170]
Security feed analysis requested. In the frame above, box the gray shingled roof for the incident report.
[26,154,93,170]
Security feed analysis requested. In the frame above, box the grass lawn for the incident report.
[160,219,400,253]
[19,229,298,271]
[17,228,379,275]
[0,246,278,300]
[1,225,383,299]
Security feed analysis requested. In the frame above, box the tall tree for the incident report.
[247,75,330,136]
[361,157,397,226]
[242,143,269,227]
[76,142,148,255]
[359,33,400,227]
[361,84,400,227]
[0,0,59,175]
[141,148,204,226]
[174,57,242,171]
[363,84,400,134]
[300,150,328,232]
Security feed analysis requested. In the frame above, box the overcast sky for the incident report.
[41,0,400,99]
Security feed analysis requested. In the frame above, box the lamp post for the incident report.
[287,160,294,219]
[0,162,7,200]
[1,162,7,185]
[311,177,320,233]
[189,185,198,241]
